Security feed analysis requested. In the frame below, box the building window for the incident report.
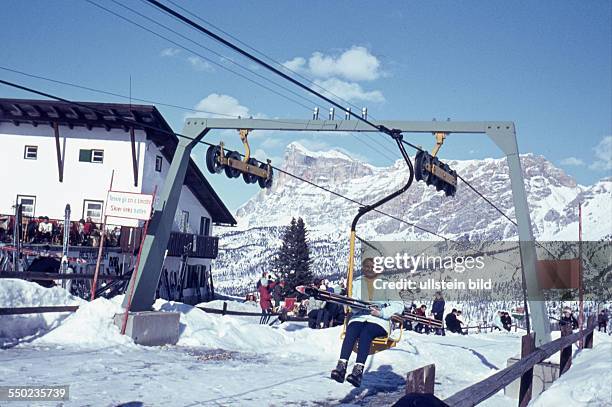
[83,200,104,222]
[200,216,210,236]
[180,210,189,233]
[79,149,104,163]
[24,145,38,160]
[16,195,36,217]
[155,155,163,172]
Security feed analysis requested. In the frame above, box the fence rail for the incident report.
[0,305,80,315]
[442,316,596,407]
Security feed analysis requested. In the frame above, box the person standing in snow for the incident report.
[501,312,512,331]
[258,278,273,324]
[272,280,285,311]
[492,311,503,331]
[597,310,608,332]
[330,258,404,387]
[414,305,429,334]
[431,291,445,335]
[445,309,461,334]
[559,307,579,330]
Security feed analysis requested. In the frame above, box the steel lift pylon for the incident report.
[122,118,552,346]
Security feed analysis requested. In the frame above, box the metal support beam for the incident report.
[184,117,514,133]
[487,126,551,346]
[122,128,209,312]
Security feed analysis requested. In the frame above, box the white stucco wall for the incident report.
[0,122,214,241]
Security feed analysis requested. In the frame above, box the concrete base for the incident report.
[113,311,180,346]
[504,356,560,399]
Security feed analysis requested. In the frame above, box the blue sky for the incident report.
[1,0,610,211]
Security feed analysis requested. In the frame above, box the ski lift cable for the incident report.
[102,0,326,111]
[0,65,397,163]
[142,0,423,150]
[84,0,399,163]
[149,0,400,157]
[142,0,531,231]
[85,0,315,112]
[0,78,450,242]
[0,65,239,118]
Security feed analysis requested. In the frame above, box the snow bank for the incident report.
[155,299,339,356]
[33,296,134,347]
[0,279,84,345]
[530,333,612,406]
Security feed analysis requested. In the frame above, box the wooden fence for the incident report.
[402,315,597,407]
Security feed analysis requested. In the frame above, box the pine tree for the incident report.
[271,217,312,295]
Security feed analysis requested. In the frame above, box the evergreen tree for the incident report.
[271,217,312,295]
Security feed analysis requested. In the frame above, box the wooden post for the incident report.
[518,332,536,407]
[91,171,114,301]
[222,301,228,316]
[406,364,435,395]
[584,315,595,349]
[559,324,573,375]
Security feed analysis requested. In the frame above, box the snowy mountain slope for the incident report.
[213,142,611,295]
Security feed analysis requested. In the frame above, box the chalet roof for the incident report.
[0,98,236,226]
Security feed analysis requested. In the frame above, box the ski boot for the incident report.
[346,363,364,387]
[330,359,347,383]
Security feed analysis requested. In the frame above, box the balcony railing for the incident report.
[167,232,219,259]
[0,214,219,259]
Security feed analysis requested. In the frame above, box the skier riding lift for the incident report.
[330,257,403,387]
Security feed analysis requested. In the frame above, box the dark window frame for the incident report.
[199,216,211,236]
[155,155,163,172]
[16,195,36,217]
[24,145,38,160]
[82,199,104,222]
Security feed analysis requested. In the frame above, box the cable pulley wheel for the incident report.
[258,163,273,189]
[242,158,259,184]
[224,151,242,178]
[205,145,224,174]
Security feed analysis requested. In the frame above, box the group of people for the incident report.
[304,278,345,329]
[492,310,514,331]
[0,214,123,247]
[256,272,286,324]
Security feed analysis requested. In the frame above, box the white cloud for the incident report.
[187,56,214,72]
[160,47,181,57]
[589,136,612,171]
[314,78,385,103]
[282,57,306,72]
[191,94,250,118]
[283,46,383,81]
[308,46,381,81]
[560,157,585,166]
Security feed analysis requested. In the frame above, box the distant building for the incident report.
[0,98,236,303]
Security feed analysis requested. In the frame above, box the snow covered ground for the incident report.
[1,280,610,406]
